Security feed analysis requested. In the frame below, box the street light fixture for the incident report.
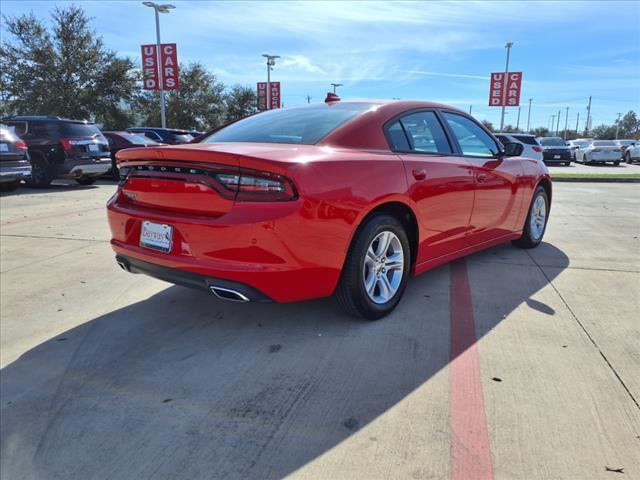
[330,83,343,94]
[262,54,280,110]
[143,1,176,128]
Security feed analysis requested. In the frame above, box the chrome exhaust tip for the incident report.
[209,286,250,302]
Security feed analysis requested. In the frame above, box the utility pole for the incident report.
[615,112,622,139]
[584,96,592,136]
[262,54,280,110]
[550,115,556,131]
[516,106,521,130]
[555,109,560,136]
[499,42,513,131]
[526,98,532,132]
[563,107,569,140]
[575,112,580,133]
[469,104,472,115]
[306,94,312,104]
[330,83,343,94]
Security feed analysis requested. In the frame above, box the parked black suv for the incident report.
[1,116,111,187]
[0,124,31,191]
[125,127,194,145]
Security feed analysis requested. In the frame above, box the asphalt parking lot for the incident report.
[1,181,639,480]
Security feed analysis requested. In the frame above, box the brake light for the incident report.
[215,169,297,201]
[60,138,84,152]
[532,146,542,152]
[15,140,28,150]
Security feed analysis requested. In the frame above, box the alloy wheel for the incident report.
[362,231,404,304]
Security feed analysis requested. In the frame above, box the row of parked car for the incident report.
[495,133,640,166]
[0,115,202,191]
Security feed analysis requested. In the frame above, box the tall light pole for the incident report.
[499,42,513,131]
[549,115,556,131]
[516,106,521,130]
[556,109,561,136]
[563,107,569,140]
[469,104,472,115]
[331,83,343,94]
[143,2,175,128]
[584,96,592,136]
[575,112,580,133]
[615,112,622,139]
[262,54,280,110]
[526,98,532,132]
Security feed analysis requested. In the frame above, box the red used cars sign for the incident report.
[488,72,522,106]
[160,43,179,90]
[141,44,159,90]
[141,43,179,90]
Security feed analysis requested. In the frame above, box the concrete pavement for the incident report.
[1,181,639,479]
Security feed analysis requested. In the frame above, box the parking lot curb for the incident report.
[552,177,640,183]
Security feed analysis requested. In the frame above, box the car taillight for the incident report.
[59,138,84,152]
[15,140,28,150]
[532,146,542,152]
[215,169,297,201]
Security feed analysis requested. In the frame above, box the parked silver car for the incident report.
[623,141,640,163]
[574,140,622,165]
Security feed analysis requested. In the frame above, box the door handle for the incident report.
[476,173,488,183]
[412,169,427,180]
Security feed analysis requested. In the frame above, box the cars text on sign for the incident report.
[488,72,522,107]
[141,43,179,90]
[257,82,281,110]
[160,44,179,90]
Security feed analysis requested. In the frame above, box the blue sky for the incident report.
[2,0,639,129]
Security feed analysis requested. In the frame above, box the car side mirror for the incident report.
[502,141,523,157]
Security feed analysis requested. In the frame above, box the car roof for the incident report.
[1,115,93,124]
[127,127,191,134]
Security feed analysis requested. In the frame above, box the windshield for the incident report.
[593,140,616,146]
[205,103,375,145]
[125,134,159,144]
[539,137,567,146]
[62,122,101,137]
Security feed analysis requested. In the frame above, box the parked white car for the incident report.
[574,140,622,165]
[623,141,640,163]
[614,139,636,156]
[495,133,543,161]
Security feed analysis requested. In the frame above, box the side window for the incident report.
[28,122,49,137]
[386,121,410,151]
[6,121,28,136]
[396,111,451,154]
[442,112,499,157]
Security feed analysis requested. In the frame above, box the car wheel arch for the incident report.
[346,200,420,269]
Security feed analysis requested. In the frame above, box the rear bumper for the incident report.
[107,191,349,303]
[587,153,621,162]
[115,254,274,302]
[542,151,572,163]
[57,156,112,177]
[0,163,31,181]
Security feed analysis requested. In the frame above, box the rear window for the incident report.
[125,134,159,144]
[4,121,27,136]
[61,122,101,137]
[205,103,375,145]
[169,133,193,143]
[513,135,539,145]
[539,137,567,146]
[593,140,616,146]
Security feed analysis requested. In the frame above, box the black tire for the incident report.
[75,176,98,186]
[26,156,53,188]
[625,152,631,163]
[613,161,620,166]
[512,185,549,249]
[0,180,21,192]
[336,214,411,320]
[110,165,120,181]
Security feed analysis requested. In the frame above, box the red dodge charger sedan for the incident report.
[107,99,551,319]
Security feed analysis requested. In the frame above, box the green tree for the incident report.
[501,124,521,133]
[531,127,550,137]
[0,6,137,128]
[591,124,617,140]
[480,120,494,132]
[616,111,640,139]
[224,85,258,123]
[135,62,226,130]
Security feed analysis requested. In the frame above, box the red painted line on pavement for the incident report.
[450,259,494,480]
[0,207,103,228]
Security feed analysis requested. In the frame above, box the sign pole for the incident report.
[499,42,513,131]
[526,98,532,132]
[154,8,166,128]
